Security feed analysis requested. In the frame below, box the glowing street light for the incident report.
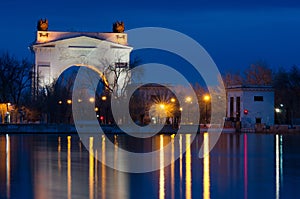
[170,98,176,103]
[203,95,210,102]
[203,94,210,127]
[185,96,192,103]
[89,97,95,103]
[101,96,107,101]
[67,99,72,104]
[160,104,165,109]
[58,100,62,105]
[275,108,281,113]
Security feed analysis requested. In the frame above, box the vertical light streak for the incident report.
[171,135,175,199]
[159,135,165,199]
[114,135,118,172]
[6,134,10,199]
[203,132,210,199]
[179,134,183,194]
[67,136,71,199]
[95,150,98,197]
[275,134,283,199]
[186,134,192,199]
[244,134,248,199]
[102,135,106,199]
[58,136,61,173]
[89,137,94,199]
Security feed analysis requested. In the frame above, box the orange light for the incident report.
[203,95,210,102]
[101,96,107,101]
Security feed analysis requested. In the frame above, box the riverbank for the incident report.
[0,123,237,134]
[1,123,299,134]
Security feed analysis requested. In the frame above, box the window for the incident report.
[115,62,128,68]
[256,118,262,124]
[236,97,240,121]
[230,97,234,118]
[254,96,263,101]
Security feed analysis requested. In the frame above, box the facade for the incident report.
[227,85,274,128]
[31,19,132,93]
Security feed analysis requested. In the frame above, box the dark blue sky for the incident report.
[0,0,300,73]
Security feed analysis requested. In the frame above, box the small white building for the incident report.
[227,85,274,128]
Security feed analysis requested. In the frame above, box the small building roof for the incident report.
[226,84,274,92]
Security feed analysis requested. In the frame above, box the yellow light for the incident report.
[89,137,94,199]
[160,104,165,109]
[203,95,210,102]
[67,99,72,104]
[185,96,192,103]
[95,107,99,112]
[159,135,165,199]
[67,136,71,199]
[58,100,62,104]
[7,103,11,106]
[203,132,210,199]
[89,97,95,103]
[101,96,107,101]
[275,108,281,113]
[180,107,183,111]
[186,134,191,199]
[78,99,82,103]
[170,98,176,103]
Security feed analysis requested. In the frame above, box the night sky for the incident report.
[0,0,300,73]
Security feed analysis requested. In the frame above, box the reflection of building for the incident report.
[227,85,274,128]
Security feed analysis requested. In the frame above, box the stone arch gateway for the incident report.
[31,21,132,95]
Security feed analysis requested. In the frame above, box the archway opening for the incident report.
[45,66,107,124]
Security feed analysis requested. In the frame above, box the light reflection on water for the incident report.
[0,133,300,199]
[203,133,210,199]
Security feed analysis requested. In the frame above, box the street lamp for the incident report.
[89,97,95,103]
[101,96,107,101]
[203,94,210,127]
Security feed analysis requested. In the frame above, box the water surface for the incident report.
[0,133,300,199]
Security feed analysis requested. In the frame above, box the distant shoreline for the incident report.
[0,123,299,134]
[0,123,235,134]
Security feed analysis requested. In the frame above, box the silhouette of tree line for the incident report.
[1,52,299,124]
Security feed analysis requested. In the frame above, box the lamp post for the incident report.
[203,94,210,127]
[101,95,107,124]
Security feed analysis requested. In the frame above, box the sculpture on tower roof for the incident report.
[37,18,48,31]
[113,21,125,33]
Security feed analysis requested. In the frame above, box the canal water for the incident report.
[0,133,300,199]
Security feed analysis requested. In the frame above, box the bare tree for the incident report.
[244,61,273,85]
[223,72,243,87]
[0,52,32,122]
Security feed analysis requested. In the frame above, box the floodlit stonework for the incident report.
[31,20,132,91]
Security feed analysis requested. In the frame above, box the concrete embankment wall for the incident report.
[0,124,236,134]
[0,124,77,134]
